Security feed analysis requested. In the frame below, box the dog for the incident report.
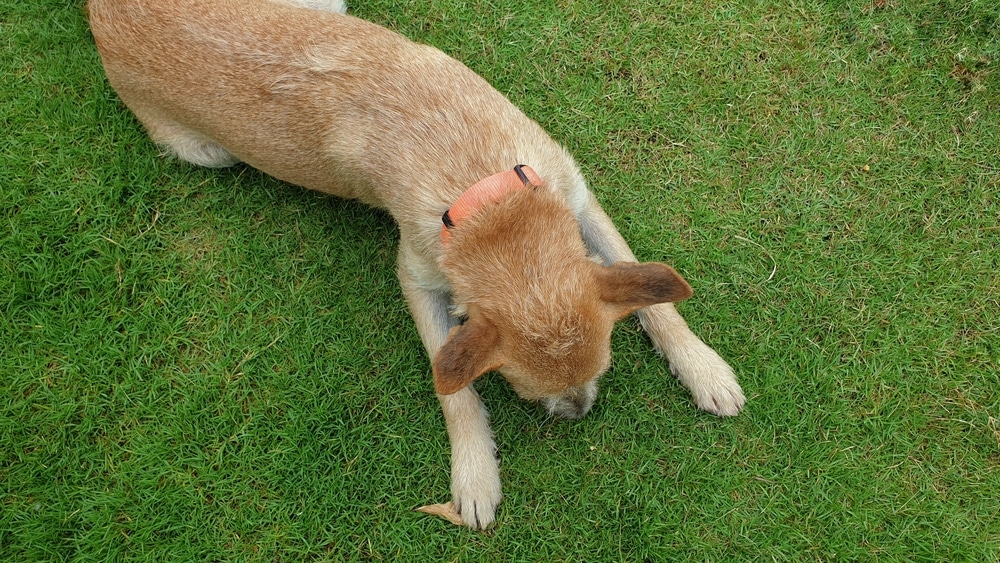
[87,0,745,529]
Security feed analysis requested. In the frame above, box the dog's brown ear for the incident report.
[598,262,694,315]
[433,316,501,395]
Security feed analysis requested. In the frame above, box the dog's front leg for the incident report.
[398,261,502,529]
[436,386,501,529]
[576,193,746,416]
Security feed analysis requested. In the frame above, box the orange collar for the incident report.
[441,165,544,243]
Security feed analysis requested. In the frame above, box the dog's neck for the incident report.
[441,165,543,243]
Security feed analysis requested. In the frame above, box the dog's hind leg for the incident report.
[273,0,348,14]
[576,192,746,416]
[153,126,240,168]
[130,107,240,168]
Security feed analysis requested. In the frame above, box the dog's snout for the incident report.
[543,381,598,419]
[554,395,591,419]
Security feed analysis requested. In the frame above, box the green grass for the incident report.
[2,0,998,560]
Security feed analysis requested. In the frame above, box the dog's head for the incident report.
[435,188,692,418]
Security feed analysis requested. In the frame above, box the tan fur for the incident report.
[87,0,745,530]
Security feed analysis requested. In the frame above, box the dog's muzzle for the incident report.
[541,381,598,419]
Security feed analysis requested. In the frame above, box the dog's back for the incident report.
[87,0,575,219]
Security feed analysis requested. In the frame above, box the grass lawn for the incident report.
[2,0,998,560]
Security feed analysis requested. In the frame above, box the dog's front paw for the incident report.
[670,341,745,417]
[451,458,503,529]
[453,487,501,530]
[687,362,745,417]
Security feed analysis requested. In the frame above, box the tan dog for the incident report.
[87,0,745,529]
